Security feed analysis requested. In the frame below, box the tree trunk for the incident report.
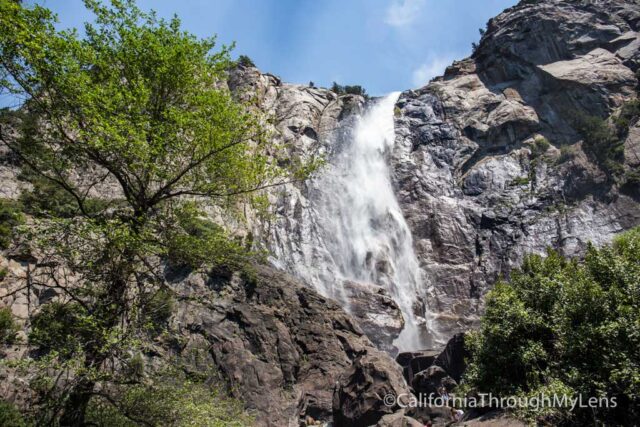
[59,377,95,426]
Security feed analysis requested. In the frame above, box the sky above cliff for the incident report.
[39,0,517,96]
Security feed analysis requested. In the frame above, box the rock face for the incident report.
[332,351,411,427]
[169,264,396,426]
[0,256,403,427]
[341,281,405,354]
[391,0,640,338]
[2,1,640,425]
[227,0,640,348]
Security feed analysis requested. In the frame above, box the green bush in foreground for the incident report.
[85,370,253,427]
[464,227,640,425]
[0,400,31,427]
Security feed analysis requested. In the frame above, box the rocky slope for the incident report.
[0,253,406,426]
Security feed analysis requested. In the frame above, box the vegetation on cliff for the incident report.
[464,227,640,425]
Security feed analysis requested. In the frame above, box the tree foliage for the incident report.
[85,369,253,427]
[236,54,255,68]
[464,227,640,425]
[331,81,367,97]
[0,0,303,424]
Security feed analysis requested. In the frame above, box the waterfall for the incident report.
[271,92,433,351]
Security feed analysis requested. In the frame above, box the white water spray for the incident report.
[272,92,431,350]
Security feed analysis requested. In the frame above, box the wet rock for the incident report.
[341,280,404,353]
[396,349,440,384]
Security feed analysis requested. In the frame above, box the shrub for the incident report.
[0,400,30,427]
[530,135,550,158]
[0,307,19,345]
[19,174,110,218]
[236,54,255,68]
[0,198,24,250]
[142,288,175,334]
[85,369,253,427]
[613,98,640,137]
[573,113,624,177]
[510,176,530,186]
[464,227,640,425]
[164,203,248,270]
[558,145,578,163]
[624,169,640,186]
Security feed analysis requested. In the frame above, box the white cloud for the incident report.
[385,0,426,27]
[411,55,456,87]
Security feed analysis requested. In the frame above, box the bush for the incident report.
[613,99,640,137]
[0,400,30,427]
[0,307,19,345]
[510,176,530,186]
[164,204,247,270]
[236,54,255,68]
[573,113,624,177]
[530,135,550,158]
[142,288,175,334]
[464,227,640,425]
[85,369,253,427]
[0,198,24,250]
[558,145,578,163]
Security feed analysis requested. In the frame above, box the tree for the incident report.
[237,54,255,68]
[331,82,367,97]
[464,227,640,425]
[0,0,305,424]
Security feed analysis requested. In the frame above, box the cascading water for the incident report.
[271,92,433,351]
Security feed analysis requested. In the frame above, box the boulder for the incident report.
[375,410,424,427]
[396,349,440,384]
[433,333,468,383]
[333,351,412,427]
[411,365,457,397]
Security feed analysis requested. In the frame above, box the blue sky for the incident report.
[38,0,517,96]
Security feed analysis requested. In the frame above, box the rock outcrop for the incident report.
[169,264,396,426]
[332,351,411,427]
[0,255,404,426]
[391,0,640,338]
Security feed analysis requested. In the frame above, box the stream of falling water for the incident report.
[272,92,433,351]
